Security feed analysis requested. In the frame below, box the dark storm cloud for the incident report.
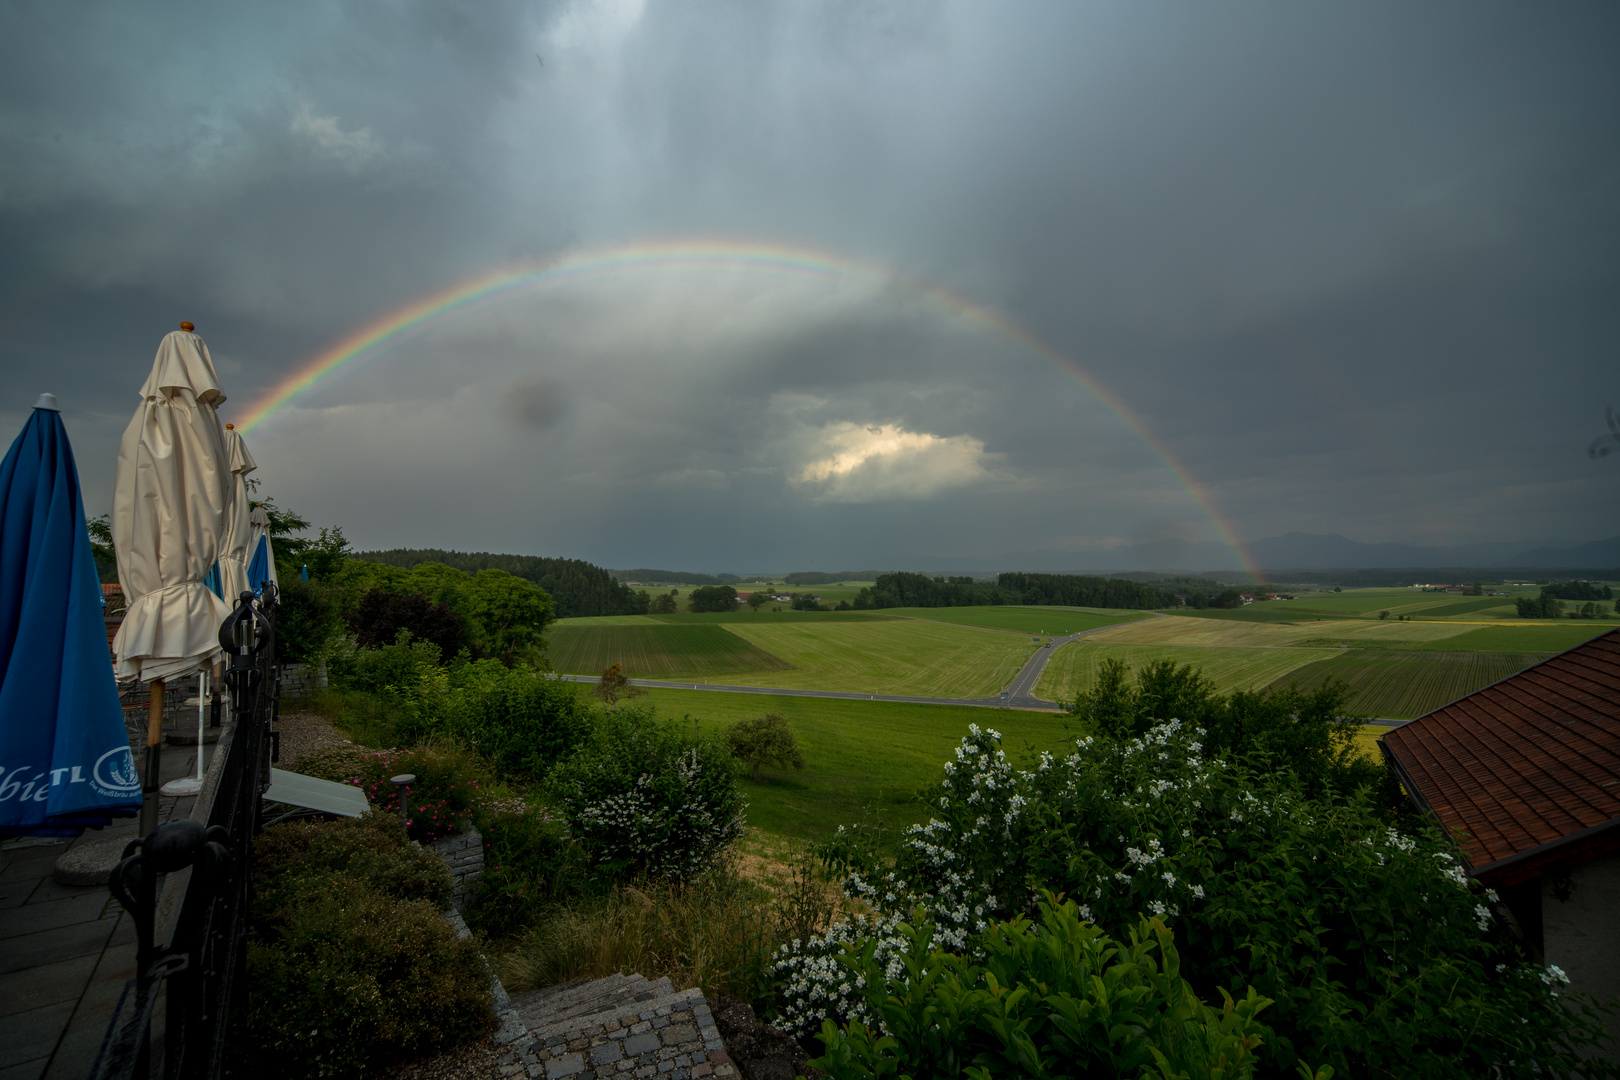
[2,1,1616,570]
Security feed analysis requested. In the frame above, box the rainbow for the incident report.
[236,239,1263,581]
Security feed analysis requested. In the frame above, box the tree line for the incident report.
[355,549,649,618]
[847,571,1187,610]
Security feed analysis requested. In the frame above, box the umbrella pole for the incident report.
[194,669,207,781]
[140,679,164,834]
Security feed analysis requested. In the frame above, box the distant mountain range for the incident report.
[888,533,1620,575]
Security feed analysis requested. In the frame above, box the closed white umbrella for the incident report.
[110,324,234,822]
[216,424,258,603]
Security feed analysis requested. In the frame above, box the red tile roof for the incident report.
[1381,628,1620,886]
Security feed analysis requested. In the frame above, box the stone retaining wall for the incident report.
[432,827,485,912]
[278,661,328,700]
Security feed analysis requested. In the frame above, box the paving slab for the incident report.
[0,893,113,939]
[0,954,98,1017]
[0,1000,76,1069]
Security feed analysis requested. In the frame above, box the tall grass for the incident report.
[495,860,844,1009]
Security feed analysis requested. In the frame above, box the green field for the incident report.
[1412,624,1614,653]
[1268,651,1549,719]
[1036,642,1338,702]
[721,620,1036,698]
[550,624,792,678]
[1087,614,1479,649]
[647,610,888,624]
[880,606,1149,636]
[632,688,1078,838]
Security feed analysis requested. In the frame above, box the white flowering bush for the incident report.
[781,723,1619,1078]
[810,893,1276,1080]
[547,707,744,881]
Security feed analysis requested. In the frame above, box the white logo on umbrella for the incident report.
[92,747,140,795]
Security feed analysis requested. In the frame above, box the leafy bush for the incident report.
[1068,658,1387,800]
[290,745,482,843]
[275,577,341,665]
[236,814,493,1079]
[785,723,1617,1077]
[253,812,452,917]
[725,713,806,781]
[466,802,594,940]
[329,630,443,695]
[347,587,469,657]
[547,707,746,881]
[808,895,1276,1080]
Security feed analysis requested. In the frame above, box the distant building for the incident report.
[1380,629,1620,1052]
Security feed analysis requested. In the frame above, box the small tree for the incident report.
[725,713,806,781]
[747,590,769,611]
[595,662,644,711]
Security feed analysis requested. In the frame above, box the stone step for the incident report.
[525,984,692,1045]
[533,976,674,1031]
[510,973,671,1031]
[510,974,633,1025]
[499,984,737,1080]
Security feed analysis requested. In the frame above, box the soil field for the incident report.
[1035,642,1338,702]
[550,624,792,678]
[1268,650,1549,719]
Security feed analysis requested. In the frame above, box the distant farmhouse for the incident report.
[1381,629,1620,1046]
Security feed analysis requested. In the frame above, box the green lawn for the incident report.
[1036,642,1338,702]
[879,606,1150,636]
[632,688,1078,839]
[1268,650,1550,719]
[1088,614,1478,649]
[720,619,1037,698]
[550,624,792,678]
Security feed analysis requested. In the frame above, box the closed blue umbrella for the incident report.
[247,533,273,596]
[0,395,141,835]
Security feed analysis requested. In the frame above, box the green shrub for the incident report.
[236,814,493,1079]
[253,813,451,919]
[465,802,595,940]
[289,745,483,843]
[809,895,1276,1080]
[547,706,745,881]
[789,723,1618,1077]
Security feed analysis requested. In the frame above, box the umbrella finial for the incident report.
[33,393,60,412]
[179,321,194,332]
[225,423,234,430]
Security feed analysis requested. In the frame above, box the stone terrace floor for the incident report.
[1,734,201,1080]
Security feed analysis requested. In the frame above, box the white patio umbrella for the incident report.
[216,424,258,603]
[110,324,234,818]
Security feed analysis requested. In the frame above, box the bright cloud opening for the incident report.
[794,422,996,503]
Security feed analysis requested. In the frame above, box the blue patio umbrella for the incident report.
[0,395,141,835]
[247,533,273,596]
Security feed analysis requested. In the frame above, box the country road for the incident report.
[556,613,1166,712]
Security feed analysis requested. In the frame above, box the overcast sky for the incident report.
[2,1,1616,572]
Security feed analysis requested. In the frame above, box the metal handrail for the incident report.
[90,586,278,1080]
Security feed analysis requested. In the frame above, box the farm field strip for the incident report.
[1083,615,1477,649]
[879,606,1151,636]
[720,619,1035,699]
[550,624,791,678]
[1036,642,1339,702]
[1269,651,1549,719]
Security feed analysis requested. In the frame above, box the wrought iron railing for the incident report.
[91,586,278,1080]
